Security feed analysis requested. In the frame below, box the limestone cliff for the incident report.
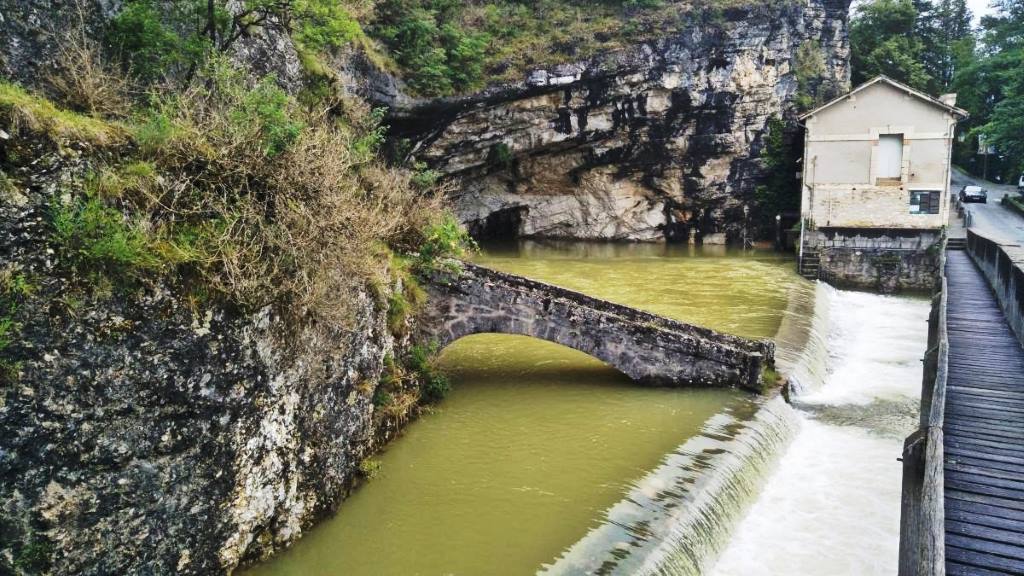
[390,0,851,242]
[0,140,417,574]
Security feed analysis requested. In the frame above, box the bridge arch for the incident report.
[419,263,772,392]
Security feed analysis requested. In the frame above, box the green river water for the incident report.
[245,242,807,576]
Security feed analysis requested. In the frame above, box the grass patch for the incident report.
[0,81,124,146]
[1002,194,1024,218]
[52,193,166,284]
[0,268,34,384]
[760,366,781,392]
[358,458,383,478]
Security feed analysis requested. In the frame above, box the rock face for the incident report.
[421,262,773,391]
[392,0,851,242]
[0,146,402,574]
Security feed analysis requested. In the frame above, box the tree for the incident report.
[916,0,974,90]
[850,0,933,90]
[950,0,1024,180]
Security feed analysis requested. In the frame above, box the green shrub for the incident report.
[406,341,450,403]
[488,142,514,169]
[292,0,364,51]
[231,77,305,157]
[52,195,164,282]
[107,0,208,81]
[0,269,32,384]
[412,214,477,276]
[13,537,52,573]
[371,0,489,95]
[372,386,394,407]
[358,458,383,478]
[410,162,441,189]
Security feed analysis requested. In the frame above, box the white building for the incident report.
[797,76,968,291]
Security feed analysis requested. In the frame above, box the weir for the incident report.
[419,262,775,392]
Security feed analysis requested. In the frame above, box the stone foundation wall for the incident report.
[805,228,942,293]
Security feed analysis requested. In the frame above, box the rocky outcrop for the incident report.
[0,144,404,574]
[392,0,851,242]
[421,262,773,391]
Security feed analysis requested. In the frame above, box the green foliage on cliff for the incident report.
[2,51,463,330]
[0,269,33,384]
[367,0,756,95]
[753,116,801,232]
[407,341,451,402]
[371,0,490,94]
[52,195,166,281]
[793,41,826,110]
[412,214,477,276]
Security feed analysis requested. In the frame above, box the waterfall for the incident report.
[546,281,929,576]
[775,281,834,395]
[541,396,800,576]
[712,285,929,575]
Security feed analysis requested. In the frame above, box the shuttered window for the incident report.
[910,190,941,215]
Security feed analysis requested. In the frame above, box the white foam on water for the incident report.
[710,283,930,576]
[712,416,903,576]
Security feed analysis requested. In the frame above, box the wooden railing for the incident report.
[898,245,948,576]
[966,229,1024,347]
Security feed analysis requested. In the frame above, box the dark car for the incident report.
[960,185,988,203]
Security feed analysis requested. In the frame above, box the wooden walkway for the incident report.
[944,250,1024,575]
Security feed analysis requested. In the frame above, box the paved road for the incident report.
[952,167,1024,243]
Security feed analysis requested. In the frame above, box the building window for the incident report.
[910,190,941,214]
[877,133,904,183]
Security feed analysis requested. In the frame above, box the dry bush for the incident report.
[119,63,450,327]
[46,23,132,117]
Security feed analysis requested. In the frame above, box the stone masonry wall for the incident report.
[806,228,942,292]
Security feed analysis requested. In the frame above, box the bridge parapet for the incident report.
[419,262,774,392]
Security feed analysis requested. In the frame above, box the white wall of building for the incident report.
[801,80,960,230]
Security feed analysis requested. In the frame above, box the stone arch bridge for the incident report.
[419,262,773,392]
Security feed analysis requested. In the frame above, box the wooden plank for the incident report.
[947,500,1024,532]
[947,437,1024,459]
[947,560,1016,576]
[947,470,1024,493]
[948,519,1024,550]
[946,542,1024,573]
[947,533,1024,565]
[947,454,1024,477]
[947,478,1024,503]
[947,461,1024,484]
[942,250,1024,569]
